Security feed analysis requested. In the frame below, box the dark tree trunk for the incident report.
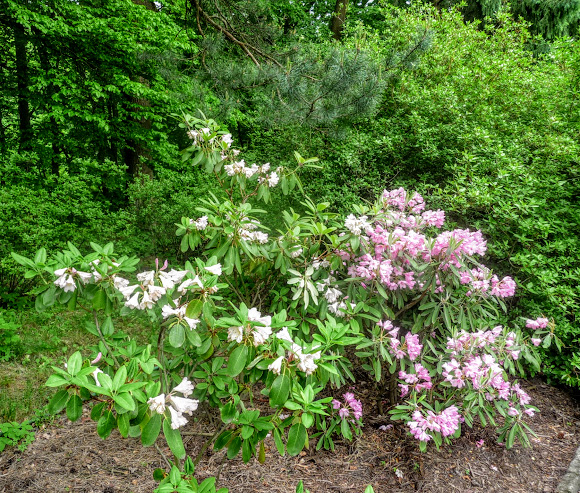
[330,0,349,41]
[13,22,32,151]
[34,30,62,175]
[123,0,156,177]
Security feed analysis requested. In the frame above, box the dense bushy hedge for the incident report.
[245,6,580,386]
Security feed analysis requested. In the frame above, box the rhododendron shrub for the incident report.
[12,114,556,487]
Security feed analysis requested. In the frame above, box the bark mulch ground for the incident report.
[1,378,578,493]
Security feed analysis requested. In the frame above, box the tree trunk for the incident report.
[123,0,156,177]
[330,0,349,41]
[13,22,32,151]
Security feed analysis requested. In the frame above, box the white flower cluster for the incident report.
[223,160,281,188]
[190,215,208,231]
[344,214,372,236]
[237,218,269,244]
[187,127,214,144]
[268,327,321,376]
[117,264,221,311]
[161,304,199,330]
[147,378,199,430]
[227,307,272,347]
[54,267,92,292]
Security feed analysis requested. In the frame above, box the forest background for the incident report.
[0,0,579,425]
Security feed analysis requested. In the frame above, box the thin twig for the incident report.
[155,442,174,470]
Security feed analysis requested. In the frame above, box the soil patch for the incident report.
[1,379,578,493]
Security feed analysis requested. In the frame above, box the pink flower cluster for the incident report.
[399,363,432,397]
[526,317,549,330]
[332,392,363,421]
[340,188,517,301]
[380,321,423,361]
[407,405,462,442]
[459,268,516,298]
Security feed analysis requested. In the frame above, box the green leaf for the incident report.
[169,324,186,348]
[186,299,203,319]
[269,374,290,408]
[112,366,127,392]
[227,436,242,459]
[118,413,130,438]
[113,392,135,412]
[286,423,307,456]
[163,419,186,460]
[46,374,70,387]
[273,428,285,456]
[47,389,69,414]
[186,328,202,347]
[227,345,248,377]
[92,289,107,310]
[66,394,83,422]
[142,413,162,447]
[67,352,82,376]
[221,401,237,423]
[97,410,117,439]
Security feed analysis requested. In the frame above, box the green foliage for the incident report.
[0,311,22,362]
[0,420,35,453]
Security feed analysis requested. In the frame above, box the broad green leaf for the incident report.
[47,389,69,414]
[169,324,186,348]
[269,374,290,408]
[227,345,248,377]
[163,419,186,460]
[113,392,135,412]
[66,394,83,422]
[286,423,307,456]
[142,413,162,446]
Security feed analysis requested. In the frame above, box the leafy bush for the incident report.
[13,117,555,489]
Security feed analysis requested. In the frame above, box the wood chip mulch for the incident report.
[1,378,578,493]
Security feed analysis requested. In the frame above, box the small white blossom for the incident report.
[147,394,166,414]
[125,292,141,310]
[172,377,195,397]
[253,325,272,346]
[228,326,244,343]
[205,264,222,276]
[168,405,188,430]
[54,273,76,292]
[92,367,103,387]
[344,214,372,236]
[275,327,293,343]
[168,395,199,415]
[268,356,284,375]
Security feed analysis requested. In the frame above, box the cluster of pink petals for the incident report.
[332,392,363,420]
[381,322,423,362]
[399,363,432,397]
[339,188,517,303]
[459,268,516,298]
[407,405,462,442]
[526,317,549,330]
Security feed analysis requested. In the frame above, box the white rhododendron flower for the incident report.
[168,405,188,430]
[178,276,203,293]
[125,292,141,310]
[92,367,103,387]
[205,264,222,276]
[54,273,76,292]
[147,394,166,414]
[344,214,372,236]
[190,216,208,231]
[172,377,194,397]
[228,326,244,343]
[268,356,284,375]
[169,395,199,415]
[253,324,272,346]
[137,270,155,286]
[276,327,293,343]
